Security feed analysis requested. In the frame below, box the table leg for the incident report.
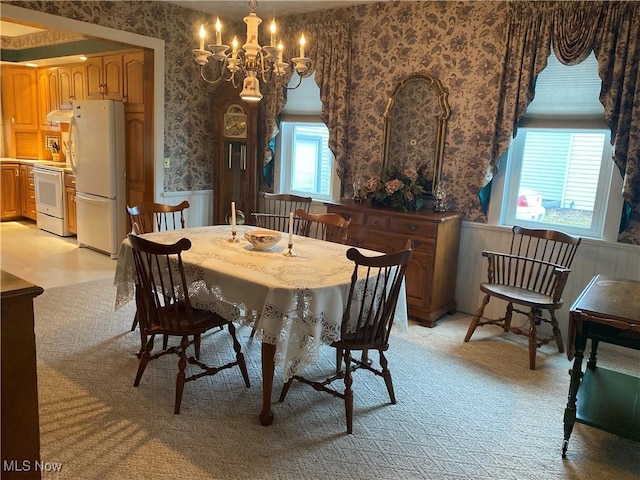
[562,335,587,458]
[587,339,599,369]
[259,341,276,426]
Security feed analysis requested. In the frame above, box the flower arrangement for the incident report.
[362,165,433,212]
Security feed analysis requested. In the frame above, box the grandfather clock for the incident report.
[213,82,258,225]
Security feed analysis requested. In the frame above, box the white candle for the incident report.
[277,42,284,62]
[231,202,236,231]
[215,17,222,45]
[270,19,277,47]
[288,212,294,244]
[199,24,206,50]
[299,34,306,58]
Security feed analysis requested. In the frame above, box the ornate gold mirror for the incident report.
[382,73,450,195]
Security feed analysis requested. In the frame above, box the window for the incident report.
[274,74,339,202]
[490,52,624,240]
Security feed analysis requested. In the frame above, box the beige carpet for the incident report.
[32,278,639,480]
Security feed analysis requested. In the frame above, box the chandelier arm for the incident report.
[284,73,304,90]
[199,65,223,86]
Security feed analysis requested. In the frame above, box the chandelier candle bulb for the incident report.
[215,17,222,45]
[231,202,236,231]
[299,34,306,58]
[288,212,294,245]
[232,36,238,54]
[199,24,206,50]
[278,42,284,62]
[270,19,276,47]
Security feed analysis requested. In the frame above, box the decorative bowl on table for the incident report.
[244,229,282,251]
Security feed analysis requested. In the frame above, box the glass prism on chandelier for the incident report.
[192,0,312,102]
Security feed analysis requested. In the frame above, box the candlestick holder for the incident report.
[283,243,296,257]
[228,230,239,243]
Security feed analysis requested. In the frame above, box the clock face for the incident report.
[224,105,247,138]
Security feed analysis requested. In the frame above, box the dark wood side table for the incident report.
[1,270,44,479]
[562,274,640,458]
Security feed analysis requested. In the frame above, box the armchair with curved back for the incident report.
[251,193,312,233]
[295,209,351,244]
[463,226,581,370]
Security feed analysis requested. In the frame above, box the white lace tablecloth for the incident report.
[114,225,408,380]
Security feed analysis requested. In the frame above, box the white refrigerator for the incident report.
[68,100,126,259]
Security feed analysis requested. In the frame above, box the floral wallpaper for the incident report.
[7,0,638,242]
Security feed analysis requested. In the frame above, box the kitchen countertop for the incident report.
[1,157,72,174]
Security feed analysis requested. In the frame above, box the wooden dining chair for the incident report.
[279,239,414,434]
[464,226,581,370]
[126,200,190,234]
[129,234,250,414]
[251,193,312,233]
[295,209,351,244]
[126,200,190,333]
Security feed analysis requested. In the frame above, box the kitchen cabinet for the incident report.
[58,65,86,109]
[37,67,60,128]
[85,54,124,100]
[1,66,39,159]
[1,163,22,220]
[212,82,258,224]
[123,51,145,109]
[20,164,37,221]
[64,172,77,234]
[326,201,463,327]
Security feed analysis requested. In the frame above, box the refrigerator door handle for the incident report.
[68,116,79,175]
[76,193,109,204]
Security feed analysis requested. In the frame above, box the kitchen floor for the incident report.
[0,220,116,289]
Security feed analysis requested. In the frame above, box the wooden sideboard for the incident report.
[326,201,463,327]
[1,270,43,479]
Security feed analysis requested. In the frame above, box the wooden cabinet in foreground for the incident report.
[326,201,463,327]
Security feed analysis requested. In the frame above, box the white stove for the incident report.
[33,164,73,237]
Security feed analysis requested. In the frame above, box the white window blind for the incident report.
[281,73,322,116]
[523,52,605,126]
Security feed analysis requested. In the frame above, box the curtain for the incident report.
[483,1,640,236]
[258,21,351,192]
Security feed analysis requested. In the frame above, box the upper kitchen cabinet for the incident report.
[123,51,145,110]
[58,65,85,109]
[86,54,123,100]
[37,67,60,128]
[1,66,39,159]
[37,65,86,128]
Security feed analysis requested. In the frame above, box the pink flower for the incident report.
[403,167,418,181]
[365,175,383,192]
[385,179,404,194]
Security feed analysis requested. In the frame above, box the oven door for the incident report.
[34,167,64,218]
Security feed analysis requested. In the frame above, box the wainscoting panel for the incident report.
[455,222,640,335]
[160,190,213,227]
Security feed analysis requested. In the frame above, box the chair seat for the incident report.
[149,305,227,336]
[480,283,561,309]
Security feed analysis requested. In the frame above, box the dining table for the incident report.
[114,224,408,425]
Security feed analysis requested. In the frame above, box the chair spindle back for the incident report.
[341,239,413,348]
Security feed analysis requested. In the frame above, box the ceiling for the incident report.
[159,1,374,18]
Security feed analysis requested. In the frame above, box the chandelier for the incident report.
[192,0,312,102]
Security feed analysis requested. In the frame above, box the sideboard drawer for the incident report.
[365,212,389,229]
[389,217,437,239]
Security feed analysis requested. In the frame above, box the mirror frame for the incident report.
[382,72,451,193]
